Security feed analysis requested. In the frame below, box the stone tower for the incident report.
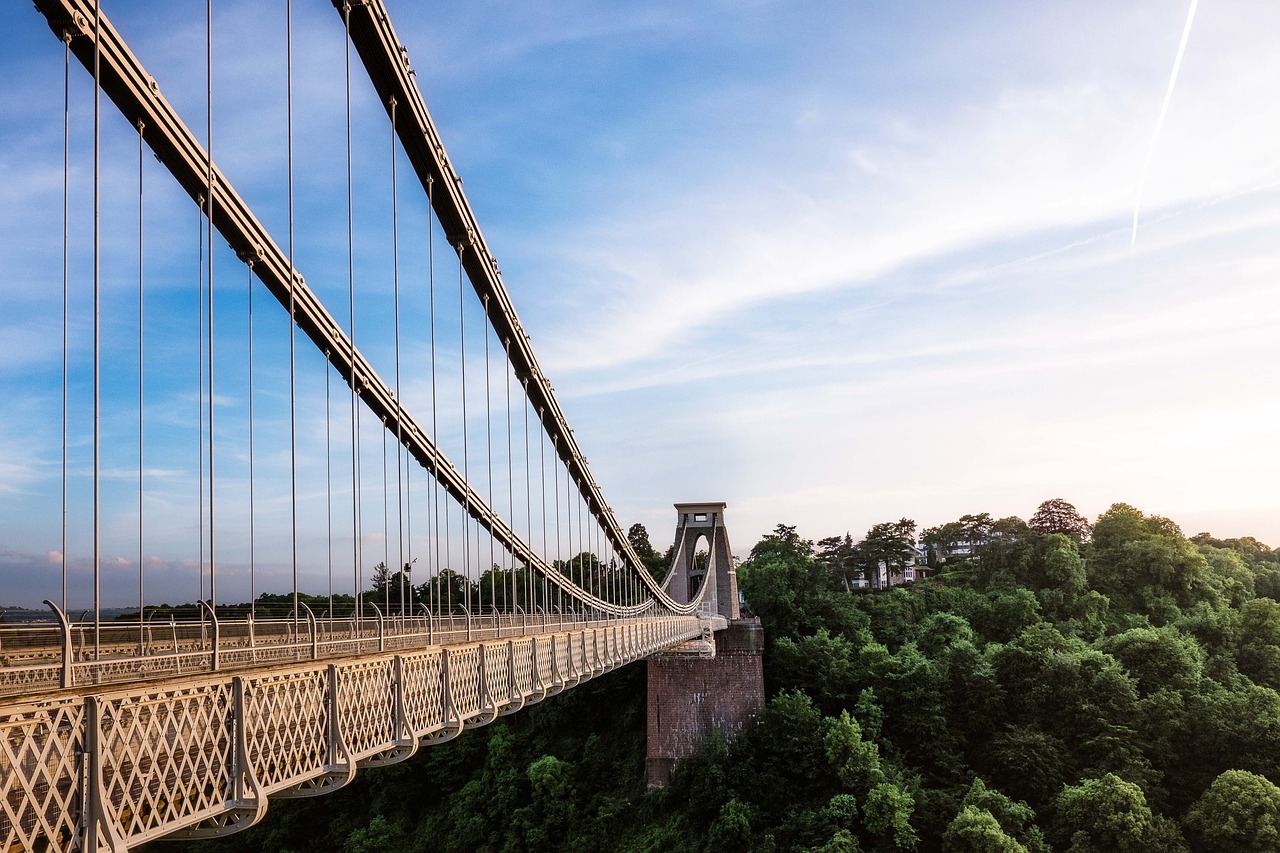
[647,502,763,786]
[666,502,739,619]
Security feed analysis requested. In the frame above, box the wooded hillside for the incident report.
[168,502,1280,852]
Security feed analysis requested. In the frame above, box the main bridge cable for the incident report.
[334,0,690,604]
[35,0,697,617]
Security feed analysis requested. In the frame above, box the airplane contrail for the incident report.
[1131,0,1200,251]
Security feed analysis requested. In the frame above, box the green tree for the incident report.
[628,522,667,580]
[944,806,1028,853]
[770,629,860,714]
[960,513,995,546]
[1102,625,1205,695]
[1238,598,1280,689]
[750,523,814,563]
[1053,773,1186,852]
[864,782,919,850]
[1089,504,1209,608]
[512,755,578,852]
[1183,770,1280,853]
[342,814,408,853]
[856,519,917,588]
[1042,535,1086,597]
[823,710,884,792]
[818,534,859,591]
[922,521,967,567]
[955,779,1049,852]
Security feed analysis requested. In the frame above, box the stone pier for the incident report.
[645,617,765,786]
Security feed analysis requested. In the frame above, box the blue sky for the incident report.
[1,1,1279,608]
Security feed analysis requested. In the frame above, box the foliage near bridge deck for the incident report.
[162,506,1280,853]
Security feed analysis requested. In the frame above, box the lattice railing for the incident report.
[244,667,329,793]
[447,647,482,721]
[0,697,84,853]
[1,615,705,850]
[336,661,396,761]
[512,640,534,697]
[95,683,234,844]
[483,645,509,710]
[401,651,446,737]
[3,613,658,703]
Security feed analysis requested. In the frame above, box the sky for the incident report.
[1,0,1278,608]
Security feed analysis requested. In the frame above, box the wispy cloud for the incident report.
[3,0,1279,601]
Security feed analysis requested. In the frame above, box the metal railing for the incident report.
[0,599,669,700]
[0,614,707,851]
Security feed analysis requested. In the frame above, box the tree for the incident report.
[738,535,833,639]
[370,561,392,593]
[706,797,754,853]
[818,534,858,590]
[956,779,1049,852]
[865,782,919,850]
[856,519,917,587]
[992,516,1030,539]
[944,806,1028,853]
[823,709,884,792]
[1089,504,1209,606]
[416,568,475,614]
[1028,499,1091,539]
[922,522,965,566]
[750,523,813,563]
[370,562,415,613]
[628,522,667,580]
[960,513,996,545]
[511,755,578,852]
[1183,770,1280,853]
[1102,625,1205,695]
[1053,773,1186,852]
[1042,534,1087,597]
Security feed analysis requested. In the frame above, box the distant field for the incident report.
[0,607,138,623]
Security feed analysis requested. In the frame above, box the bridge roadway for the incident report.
[0,612,717,852]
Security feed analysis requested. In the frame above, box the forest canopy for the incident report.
[170,502,1280,853]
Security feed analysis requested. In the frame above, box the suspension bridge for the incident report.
[0,1,758,850]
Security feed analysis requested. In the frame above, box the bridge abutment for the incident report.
[645,617,765,786]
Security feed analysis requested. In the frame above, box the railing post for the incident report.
[529,635,540,693]
[83,695,127,852]
[225,674,269,827]
[248,614,257,663]
[43,599,74,689]
[440,648,454,731]
[371,603,385,652]
[392,655,412,749]
[170,615,180,674]
[300,602,318,660]
[199,600,220,672]
[394,655,405,735]
[507,640,516,705]
[326,663,339,768]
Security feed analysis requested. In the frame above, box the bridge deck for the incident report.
[0,612,685,701]
[0,614,706,852]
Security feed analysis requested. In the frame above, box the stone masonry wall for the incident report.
[646,618,765,786]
